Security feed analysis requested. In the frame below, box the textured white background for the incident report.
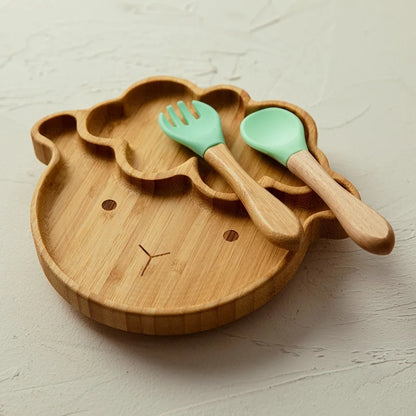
[1,0,415,415]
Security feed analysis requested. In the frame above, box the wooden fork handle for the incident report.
[287,150,395,255]
[204,143,303,250]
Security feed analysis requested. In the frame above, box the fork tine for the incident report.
[167,105,183,127]
[177,101,195,124]
[158,113,175,135]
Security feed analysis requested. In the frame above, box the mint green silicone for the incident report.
[240,107,308,166]
[158,100,225,158]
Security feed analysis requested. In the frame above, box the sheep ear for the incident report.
[31,113,77,165]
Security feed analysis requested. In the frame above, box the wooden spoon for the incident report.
[240,107,395,255]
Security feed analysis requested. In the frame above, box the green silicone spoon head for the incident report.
[158,100,225,158]
[240,107,308,166]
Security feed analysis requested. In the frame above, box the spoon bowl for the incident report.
[241,108,307,166]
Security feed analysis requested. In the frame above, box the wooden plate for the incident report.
[30,76,359,335]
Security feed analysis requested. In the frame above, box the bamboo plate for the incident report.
[30,76,359,335]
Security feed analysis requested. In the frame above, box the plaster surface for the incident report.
[1,0,415,414]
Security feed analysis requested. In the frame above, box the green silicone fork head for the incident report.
[158,100,225,157]
[240,107,308,166]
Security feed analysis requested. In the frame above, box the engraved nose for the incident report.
[139,244,170,276]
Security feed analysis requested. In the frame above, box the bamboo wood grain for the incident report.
[287,150,394,255]
[205,143,302,251]
[30,76,362,335]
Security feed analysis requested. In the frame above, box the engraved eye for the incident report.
[102,199,117,210]
[223,230,239,242]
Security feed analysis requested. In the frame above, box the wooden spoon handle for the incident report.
[287,150,395,254]
[204,143,303,250]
